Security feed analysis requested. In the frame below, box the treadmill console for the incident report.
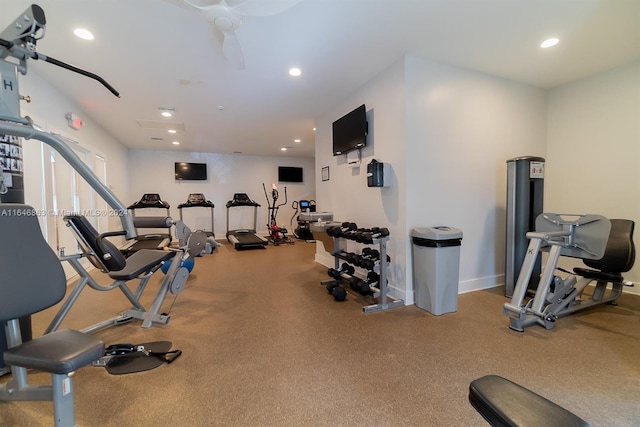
[188,193,205,204]
[178,193,214,208]
[128,193,170,209]
[234,193,250,203]
[227,193,260,207]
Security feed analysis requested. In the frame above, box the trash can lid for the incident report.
[411,226,463,241]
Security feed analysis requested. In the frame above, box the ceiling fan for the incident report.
[183,0,302,70]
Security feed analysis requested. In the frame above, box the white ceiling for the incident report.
[3,0,640,159]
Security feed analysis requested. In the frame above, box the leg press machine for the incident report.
[504,213,635,332]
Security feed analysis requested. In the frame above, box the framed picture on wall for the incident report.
[322,166,330,182]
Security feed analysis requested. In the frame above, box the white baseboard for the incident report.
[459,274,504,294]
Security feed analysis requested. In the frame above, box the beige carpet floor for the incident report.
[1,240,639,426]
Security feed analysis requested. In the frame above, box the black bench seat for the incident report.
[469,375,590,427]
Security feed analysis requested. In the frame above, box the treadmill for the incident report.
[120,193,173,255]
[226,193,268,250]
[178,193,215,238]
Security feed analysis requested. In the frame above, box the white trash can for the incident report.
[411,226,463,315]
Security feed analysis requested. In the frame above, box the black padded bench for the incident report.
[469,375,590,427]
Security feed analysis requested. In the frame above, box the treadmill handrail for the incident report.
[179,201,215,208]
[226,199,261,208]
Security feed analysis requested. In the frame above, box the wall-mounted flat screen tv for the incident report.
[332,104,367,156]
[175,162,207,181]
[278,166,303,183]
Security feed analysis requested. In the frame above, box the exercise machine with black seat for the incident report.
[178,193,215,238]
[503,213,635,332]
[225,192,268,250]
[1,205,106,427]
[120,193,173,255]
[263,183,294,245]
[46,213,206,333]
[0,7,131,422]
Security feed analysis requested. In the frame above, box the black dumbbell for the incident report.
[359,227,390,244]
[363,272,380,293]
[361,247,380,260]
[326,281,341,294]
[346,276,360,291]
[337,222,357,238]
[367,271,379,282]
[327,263,355,280]
[360,251,391,270]
[350,228,371,243]
[353,230,368,243]
[344,252,360,265]
[361,247,375,257]
[331,285,347,301]
[348,276,372,295]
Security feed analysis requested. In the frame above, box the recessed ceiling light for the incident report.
[168,129,176,134]
[281,147,287,151]
[158,106,175,117]
[172,141,180,145]
[73,28,94,40]
[289,67,301,77]
[540,38,559,48]
[294,139,301,143]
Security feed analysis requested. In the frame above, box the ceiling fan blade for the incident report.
[181,0,221,8]
[222,29,246,70]
[198,3,245,68]
[230,0,302,17]
[183,0,292,69]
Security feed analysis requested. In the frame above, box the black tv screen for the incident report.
[332,104,367,156]
[175,162,207,181]
[278,166,303,183]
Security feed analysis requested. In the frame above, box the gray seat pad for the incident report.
[3,329,104,374]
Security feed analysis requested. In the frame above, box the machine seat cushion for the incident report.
[582,219,635,273]
[572,267,623,283]
[469,375,590,427]
[3,329,104,374]
[108,249,175,281]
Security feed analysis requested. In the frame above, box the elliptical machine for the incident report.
[263,183,294,246]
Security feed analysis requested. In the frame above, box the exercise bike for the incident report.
[263,183,294,246]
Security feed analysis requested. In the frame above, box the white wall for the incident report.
[405,57,547,297]
[315,56,547,304]
[20,68,131,212]
[315,59,408,298]
[546,59,640,292]
[128,149,315,238]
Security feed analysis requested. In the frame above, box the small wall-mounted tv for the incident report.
[278,166,303,183]
[175,162,207,181]
[332,104,367,156]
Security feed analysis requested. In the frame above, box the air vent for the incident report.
[137,120,186,131]
[150,137,164,141]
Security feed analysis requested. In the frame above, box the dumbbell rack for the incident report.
[325,233,404,313]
